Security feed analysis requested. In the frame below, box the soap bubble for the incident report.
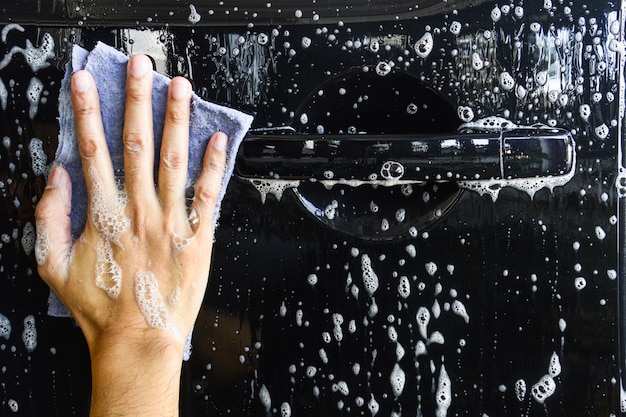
[22,315,37,352]
[187,4,201,24]
[414,32,434,59]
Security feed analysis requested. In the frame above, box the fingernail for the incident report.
[213,132,228,151]
[129,55,151,78]
[170,78,191,100]
[45,166,62,189]
[72,71,91,93]
[46,167,70,208]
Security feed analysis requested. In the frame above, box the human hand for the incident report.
[34,55,227,416]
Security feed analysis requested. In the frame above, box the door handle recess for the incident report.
[235,127,575,182]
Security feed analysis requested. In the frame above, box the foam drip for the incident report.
[249,179,300,203]
[435,364,451,417]
[88,166,129,245]
[451,300,470,324]
[171,232,194,254]
[95,239,122,299]
[134,270,180,337]
[457,119,576,201]
[458,170,576,201]
[390,363,406,397]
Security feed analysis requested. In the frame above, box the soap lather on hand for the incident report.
[48,42,253,320]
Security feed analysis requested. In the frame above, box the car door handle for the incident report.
[235,127,575,182]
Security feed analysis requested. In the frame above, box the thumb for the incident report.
[35,166,73,286]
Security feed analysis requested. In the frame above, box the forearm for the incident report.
[89,337,184,417]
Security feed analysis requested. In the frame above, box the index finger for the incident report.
[71,70,117,199]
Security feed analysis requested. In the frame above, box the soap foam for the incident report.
[415,340,427,356]
[95,239,122,299]
[0,78,7,111]
[1,23,25,42]
[368,395,380,416]
[187,4,201,24]
[457,118,576,200]
[435,364,451,417]
[548,352,561,377]
[259,384,272,413]
[249,179,300,203]
[429,331,445,344]
[28,138,47,177]
[34,220,50,266]
[26,77,43,119]
[332,380,350,396]
[88,165,129,298]
[332,313,344,342]
[21,221,35,256]
[397,275,411,298]
[425,262,438,276]
[396,342,405,361]
[171,232,193,254]
[134,270,179,337]
[531,374,556,403]
[414,32,434,59]
[574,276,586,290]
[0,313,11,339]
[280,402,292,417]
[22,315,37,352]
[168,283,181,307]
[6,398,18,412]
[361,254,379,296]
[88,166,129,244]
[416,306,430,339]
[514,379,527,401]
[0,32,55,73]
[451,300,470,324]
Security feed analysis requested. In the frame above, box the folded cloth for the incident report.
[48,42,253,357]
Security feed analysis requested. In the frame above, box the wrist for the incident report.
[88,333,184,417]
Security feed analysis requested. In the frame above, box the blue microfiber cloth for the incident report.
[48,43,253,337]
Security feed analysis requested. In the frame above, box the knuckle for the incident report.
[166,107,188,125]
[160,151,185,171]
[73,101,99,119]
[125,164,143,183]
[206,156,225,175]
[194,183,218,207]
[78,136,101,159]
[126,82,151,104]
[123,131,148,153]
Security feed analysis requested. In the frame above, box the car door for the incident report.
[0,0,624,416]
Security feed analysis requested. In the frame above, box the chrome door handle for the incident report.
[236,127,575,182]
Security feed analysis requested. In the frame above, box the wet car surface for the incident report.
[0,0,624,416]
